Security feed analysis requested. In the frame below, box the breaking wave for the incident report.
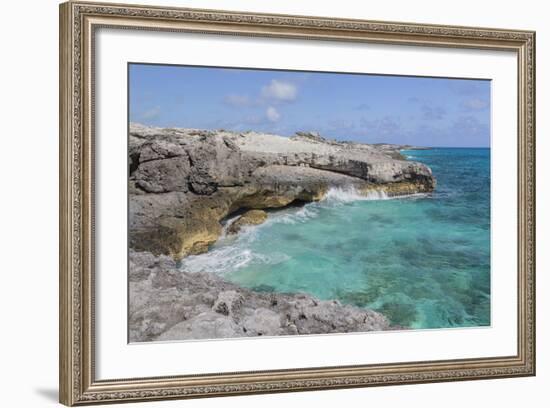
[321,187,427,204]
[180,225,291,275]
[180,187,426,276]
[323,187,389,202]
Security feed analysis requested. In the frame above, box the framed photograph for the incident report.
[59,1,536,405]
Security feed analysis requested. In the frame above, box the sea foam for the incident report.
[180,187,424,275]
[322,186,392,203]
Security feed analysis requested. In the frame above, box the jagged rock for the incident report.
[129,124,435,259]
[129,250,392,342]
[134,156,191,193]
[293,130,325,143]
[241,308,283,336]
[227,210,268,234]
[157,311,244,341]
[213,290,243,316]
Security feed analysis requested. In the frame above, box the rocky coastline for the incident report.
[129,124,435,260]
[129,250,392,342]
[128,124,436,341]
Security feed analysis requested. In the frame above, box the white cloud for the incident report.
[223,94,251,107]
[141,106,161,120]
[266,106,280,122]
[261,80,297,102]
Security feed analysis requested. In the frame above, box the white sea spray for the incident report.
[180,187,426,276]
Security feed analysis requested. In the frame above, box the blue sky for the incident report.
[129,63,491,147]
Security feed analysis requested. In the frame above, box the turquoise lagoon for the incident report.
[180,148,491,329]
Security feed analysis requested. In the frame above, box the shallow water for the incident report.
[180,148,491,329]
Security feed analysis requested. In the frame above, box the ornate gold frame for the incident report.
[59,1,536,405]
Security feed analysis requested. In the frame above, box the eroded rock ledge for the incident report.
[129,250,392,342]
[129,124,436,259]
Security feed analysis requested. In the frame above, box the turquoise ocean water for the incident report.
[180,148,491,329]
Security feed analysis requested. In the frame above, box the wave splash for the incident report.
[323,187,389,203]
[264,187,393,227]
[180,223,291,274]
[322,186,429,203]
[180,187,425,275]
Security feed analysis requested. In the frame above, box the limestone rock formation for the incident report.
[129,250,391,342]
[226,209,268,234]
[129,124,436,259]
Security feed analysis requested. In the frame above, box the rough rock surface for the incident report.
[371,143,431,160]
[129,250,391,342]
[227,209,268,234]
[129,124,436,260]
